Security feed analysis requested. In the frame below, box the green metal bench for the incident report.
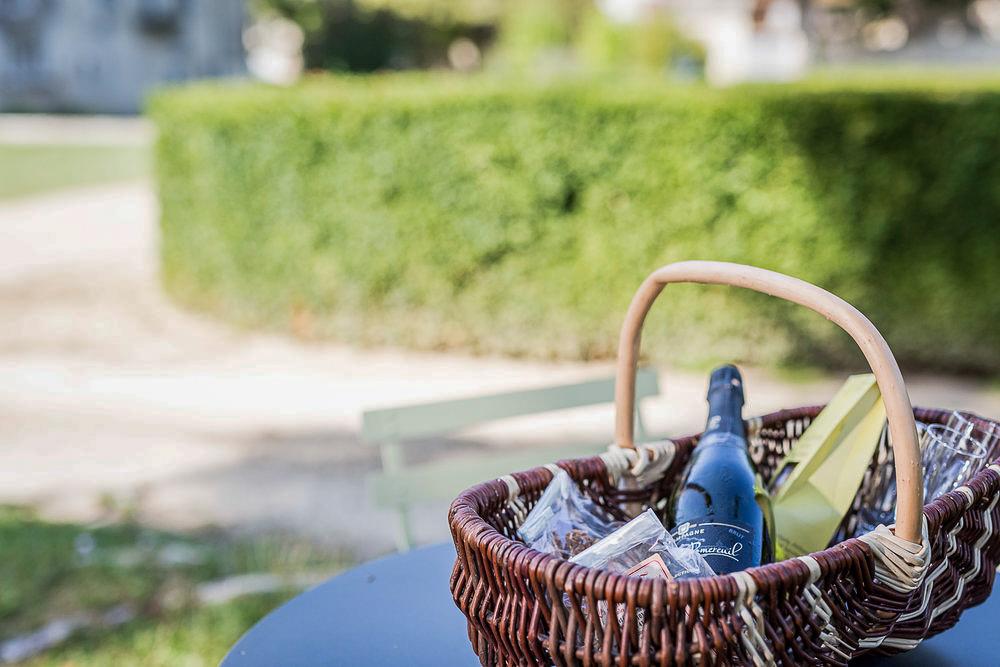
[362,367,661,551]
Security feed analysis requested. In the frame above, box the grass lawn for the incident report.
[20,596,287,667]
[1,507,350,665]
[0,144,150,200]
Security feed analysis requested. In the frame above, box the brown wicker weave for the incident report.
[448,261,1000,666]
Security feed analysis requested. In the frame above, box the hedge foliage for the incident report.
[151,75,1000,372]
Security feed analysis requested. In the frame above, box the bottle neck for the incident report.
[704,387,746,440]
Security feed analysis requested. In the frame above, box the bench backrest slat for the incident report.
[362,367,659,444]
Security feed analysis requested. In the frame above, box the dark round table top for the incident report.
[221,543,999,666]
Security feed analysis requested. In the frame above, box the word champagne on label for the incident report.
[669,365,772,574]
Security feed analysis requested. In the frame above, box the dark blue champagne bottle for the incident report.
[669,365,772,574]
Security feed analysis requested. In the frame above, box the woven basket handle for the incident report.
[614,260,923,543]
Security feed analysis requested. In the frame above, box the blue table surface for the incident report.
[222,543,999,666]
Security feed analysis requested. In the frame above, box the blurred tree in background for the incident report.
[575,5,705,74]
[492,0,703,74]
[357,0,503,24]
[255,0,704,76]
[491,0,587,69]
[257,0,494,71]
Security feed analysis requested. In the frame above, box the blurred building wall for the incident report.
[0,0,246,114]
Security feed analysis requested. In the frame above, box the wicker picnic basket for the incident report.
[448,261,1000,666]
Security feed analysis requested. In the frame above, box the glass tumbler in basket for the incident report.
[854,415,990,537]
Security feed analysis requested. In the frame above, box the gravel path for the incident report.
[2,181,997,558]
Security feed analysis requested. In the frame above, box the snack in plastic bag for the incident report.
[570,510,714,631]
[517,470,624,559]
[571,509,715,580]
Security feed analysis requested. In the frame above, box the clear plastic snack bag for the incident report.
[569,510,714,631]
[571,509,715,580]
[517,470,624,559]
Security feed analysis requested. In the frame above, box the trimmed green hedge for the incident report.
[151,75,1000,372]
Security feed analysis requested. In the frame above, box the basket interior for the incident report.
[486,407,1000,554]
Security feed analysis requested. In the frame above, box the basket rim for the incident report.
[448,405,1000,608]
